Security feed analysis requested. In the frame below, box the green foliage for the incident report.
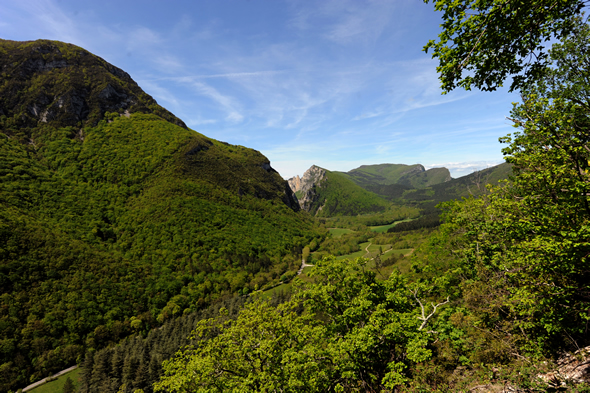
[317,230,370,256]
[156,299,331,393]
[387,214,440,232]
[156,257,448,392]
[306,170,391,216]
[62,377,75,393]
[423,0,585,92]
[412,20,590,377]
[323,206,421,229]
[76,296,262,393]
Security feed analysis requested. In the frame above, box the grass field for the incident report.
[256,283,293,300]
[328,228,354,237]
[27,367,81,393]
[335,242,371,260]
[370,218,414,233]
[385,248,413,256]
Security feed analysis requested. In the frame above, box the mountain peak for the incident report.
[0,39,186,135]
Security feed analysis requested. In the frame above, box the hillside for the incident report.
[340,163,451,188]
[0,39,322,391]
[288,165,391,216]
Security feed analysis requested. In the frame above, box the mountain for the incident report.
[0,39,187,132]
[290,162,512,234]
[289,163,454,216]
[339,163,451,188]
[366,162,513,207]
[288,165,390,216]
[0,39,321,391]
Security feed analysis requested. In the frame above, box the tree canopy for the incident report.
[423,0,588,92]
[436,17,590,354]
[155,257,447,392]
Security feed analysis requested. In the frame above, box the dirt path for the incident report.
[297,258,314,275]
[23,365,78,392]
[364,242,372,258]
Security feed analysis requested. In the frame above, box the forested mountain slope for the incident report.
[0,39,322,391]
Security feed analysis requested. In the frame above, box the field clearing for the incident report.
[257,283,293,299]
[370,218,414,233]
[328,228,354,237]
[366,243,390,253]
[335,241,371,260]
[385,248,414,256]
[27,367,81,393]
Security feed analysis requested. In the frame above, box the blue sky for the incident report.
[0,0,519,179]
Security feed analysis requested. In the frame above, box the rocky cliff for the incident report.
[0,39,186,137]
[288,165,326,212]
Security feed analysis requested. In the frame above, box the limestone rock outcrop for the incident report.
[539,346,590,388]
[288,165,327,212]
[0,39,186,130]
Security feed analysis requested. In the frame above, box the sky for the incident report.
[0,0,520,179]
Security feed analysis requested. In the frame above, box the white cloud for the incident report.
[425,160,506,178]
[187,80,244,123]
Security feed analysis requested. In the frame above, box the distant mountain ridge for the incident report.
[340,163,451,188]
[289,162,512,214]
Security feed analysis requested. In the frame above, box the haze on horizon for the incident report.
[0,0,519,178]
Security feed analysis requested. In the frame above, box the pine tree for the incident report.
[62,376,75,393]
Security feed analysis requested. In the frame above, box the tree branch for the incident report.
[411,289,450,331]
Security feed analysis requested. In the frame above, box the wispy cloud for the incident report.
[185,79,244,123]
[0,0,519,179]
[1,0,84,46]
[425,160,506,178]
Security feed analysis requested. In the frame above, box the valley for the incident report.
[3,11,590,391]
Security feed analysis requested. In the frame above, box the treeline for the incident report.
[387,213,440,233]
[77,292,290,393]
[314,231,370,257]
[154,257,442,392]
[319,205,420,229]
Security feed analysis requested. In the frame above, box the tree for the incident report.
[296,256,442,391]
[155,257,447,392]
[62,377,76,393]
[155,299,333,392]
[437,18,590,352]
[423,0,587,92]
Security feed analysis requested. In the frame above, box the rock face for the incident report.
[539,346,590,387]
[0,39,186,133]
[288,165,327,212]
[288,175,302,194]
